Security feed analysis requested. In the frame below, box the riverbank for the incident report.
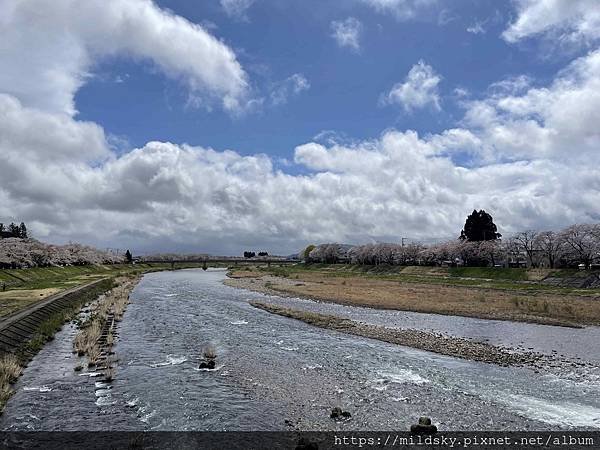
[0,262,204,319]
[225,267,600,327]
[0,275,141,413]
[250,302,596,374]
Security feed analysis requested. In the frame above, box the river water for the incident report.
[1,269,599,431]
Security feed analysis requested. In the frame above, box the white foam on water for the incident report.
[378,370,430,385]
[140,409,157,423]
[151,355,187,368]
[281,346,299,351]
[95,395,116,406]
[23,386,52,392]
[126,397,139,408]
[302,364,323,371]
[371,378,389,391]
[230,320,248,325]
[95,388,111,398]
[193,364,224,372]
[79,372,102,377]
[500,394,600,428]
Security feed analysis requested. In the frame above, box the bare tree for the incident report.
[511,230,540,268]
[534,231,564,269]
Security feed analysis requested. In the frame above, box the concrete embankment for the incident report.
[0,279,114,358]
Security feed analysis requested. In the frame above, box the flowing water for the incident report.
[2,269,599,431]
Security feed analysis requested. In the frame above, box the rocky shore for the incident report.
[251,301,547,367]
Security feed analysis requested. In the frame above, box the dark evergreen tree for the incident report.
[460,210,501,241]
[8,222,19,237]
[18,222,27,238]
[125,249,133,263]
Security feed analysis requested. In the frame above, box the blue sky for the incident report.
[1,0,599,255]
[75,0,558,160]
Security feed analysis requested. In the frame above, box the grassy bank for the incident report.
[252,263,600,295]
[0,262,204,318]
[227,264,600,327]
[0,277,120,413]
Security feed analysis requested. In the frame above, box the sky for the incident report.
[1,0,600,256]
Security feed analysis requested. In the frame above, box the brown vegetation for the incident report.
[227,269,600,327]
[0,353,22,412]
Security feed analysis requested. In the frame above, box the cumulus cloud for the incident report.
[462,50,600,162]
[3,50,600,252]
[1,0,600,255]
[503,0,600,47]
[381,61,442,112]
[361,0,438,20]
[0,0,249,115]
[220,0,255,21]
[269,74,310,106]
[331,17,363,52]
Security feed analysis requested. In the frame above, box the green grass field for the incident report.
[256,263,600,296]
[0,262,205,317]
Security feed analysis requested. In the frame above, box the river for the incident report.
[1,269,599,431]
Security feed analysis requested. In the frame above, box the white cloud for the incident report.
[270,74,310,106]
[361,0,438,20]
[0,0,249,116]
[467,22,486,35]
[381,61,442,112]
[331,17,363,52]
[503,0,600,47]
[2,0,600,255]
[220,0,255,21]
[462,50,600,162]
[3,44,600,252]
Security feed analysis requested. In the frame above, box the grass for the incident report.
[231,264,600,327]
[256,264,599,296]
[0,353,22,412]
[202,343,217,359]
[448,267,529,281]
[73,276,138,370]
[0,262,204,318]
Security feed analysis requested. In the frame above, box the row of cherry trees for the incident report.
[305,224,600,269]
[0,238,126,269]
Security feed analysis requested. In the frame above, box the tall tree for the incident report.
[460,210,502,242]
[18,222,27,239]
[125,249,133,263]
[511,230,539,268]
[8,222,19,238]
[534,231,564,269]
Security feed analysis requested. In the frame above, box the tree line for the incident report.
[0,222,28,239]
[0,237,126,269]
[302,211,600,269]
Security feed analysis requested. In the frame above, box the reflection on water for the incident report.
[2,269,599,431]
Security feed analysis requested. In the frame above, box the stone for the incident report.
[199,360,216,369]
[410,417,437,434]
[330,407,343,419]
[330,407,351,420]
